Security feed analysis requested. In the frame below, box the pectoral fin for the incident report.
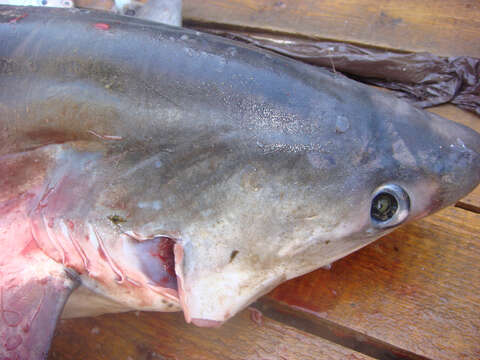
[0,256,77,359]
[0,146,80,358]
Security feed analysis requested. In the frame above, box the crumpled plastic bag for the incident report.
[193,28,479,116]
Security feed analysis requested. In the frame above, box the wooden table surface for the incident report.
[51,1,480,359]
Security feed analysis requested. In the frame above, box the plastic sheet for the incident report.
[194,28,479,116]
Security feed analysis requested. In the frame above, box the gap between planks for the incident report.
[252,298,429,360]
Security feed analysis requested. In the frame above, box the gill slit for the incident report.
[59,220,90,273]
[42,214,67,266]
[90,224,125,284]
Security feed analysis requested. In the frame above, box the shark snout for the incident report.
[426,113,480,210]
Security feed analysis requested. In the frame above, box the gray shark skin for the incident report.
[1,6,480,358]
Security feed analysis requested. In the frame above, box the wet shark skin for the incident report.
[0,4,480,349]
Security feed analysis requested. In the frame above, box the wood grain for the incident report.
[49,309,373,360]
[183,0,480,57]
[75,0,114,11]
[458,189,480,213]
[268,205,480,360]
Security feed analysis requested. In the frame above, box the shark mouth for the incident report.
[132,235,223,327]
[132,235,178,291]
[120,231,223,327]
[173,243,223,328]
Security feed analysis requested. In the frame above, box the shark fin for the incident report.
[0,255,77,359]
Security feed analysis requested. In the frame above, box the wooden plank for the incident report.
[75,0,114,10]
[183,0,480,57]
[268,206,480,360]
[252,298,430,360]
[458,187,480,213]
[49,309,373,360]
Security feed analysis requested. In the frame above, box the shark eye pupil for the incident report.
[371,192,398,221]
[370,184,410,228]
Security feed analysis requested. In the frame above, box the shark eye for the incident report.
[371,184,410,228]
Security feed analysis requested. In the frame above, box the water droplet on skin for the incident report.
[335,116,350,133]
[321,263,332,270]
[218,57,227,67]
[442,174,454,184]
[226,47,237,57]
[137,201,162,210]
